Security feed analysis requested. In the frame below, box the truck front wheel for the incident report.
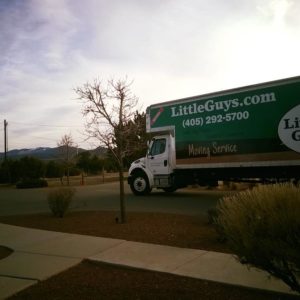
[130,172,151,195]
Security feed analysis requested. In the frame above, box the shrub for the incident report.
[215,183,300,293]
[47,187,76,218]
[207,207,227,242]
[16,178,48,189]
[207,207,218,225]
[222,181,236,190]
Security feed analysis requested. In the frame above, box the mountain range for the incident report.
[0,146,107,160]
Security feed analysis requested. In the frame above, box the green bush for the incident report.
[47,187,76,218]
[16,178,48,189]
[215,183,300,293]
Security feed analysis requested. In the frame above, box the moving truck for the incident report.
[128,76,300,195]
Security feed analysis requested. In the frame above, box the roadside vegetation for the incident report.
[214,183,300,294]
[0,111,147,189]
[0,154,112,187]
[47,187,76,218]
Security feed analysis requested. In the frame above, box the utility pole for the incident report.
[4,120,8,160]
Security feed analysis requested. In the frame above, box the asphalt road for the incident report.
[0,182,233,216]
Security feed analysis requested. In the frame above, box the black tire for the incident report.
[130,172,151,195]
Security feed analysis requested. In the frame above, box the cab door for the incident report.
[147,137,169,175]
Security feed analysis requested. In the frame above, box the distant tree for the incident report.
[76,152,104,175]
[103,154,118,173]
[0,157,45,184]
[0,163,6,183]
[0,158,17,183]
[68,166,81,176]
[57,133,75,185]
[89,155,104,174]
[45,160,64,178]
[75,78,139,223]
[123,111,149,168]
[76,151,91,174]
[6,159,20,183]
[18,156,45,179]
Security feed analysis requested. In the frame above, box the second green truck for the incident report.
[128,76,300,195]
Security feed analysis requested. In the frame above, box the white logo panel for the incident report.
[278,104,300,153]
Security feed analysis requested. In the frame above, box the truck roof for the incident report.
[147,75,300,109]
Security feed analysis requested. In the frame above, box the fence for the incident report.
[46,172,128,187]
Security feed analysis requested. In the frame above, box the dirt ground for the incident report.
[0,245,13,260]
[0,211,298,300]
[0,211,230,253]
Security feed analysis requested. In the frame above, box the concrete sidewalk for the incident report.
[0,223,295,299]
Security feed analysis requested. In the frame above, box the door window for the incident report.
[149,139,166,156]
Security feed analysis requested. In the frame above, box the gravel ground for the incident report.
[0,211,298,299]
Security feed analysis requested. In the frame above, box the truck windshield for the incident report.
[149,138,166,156]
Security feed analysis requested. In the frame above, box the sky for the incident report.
[1,0,300,151]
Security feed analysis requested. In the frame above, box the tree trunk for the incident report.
[118,168,126,223]
[66,144,70,186]
[67,167,70,186]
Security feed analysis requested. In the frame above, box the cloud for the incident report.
[0,0,300,150]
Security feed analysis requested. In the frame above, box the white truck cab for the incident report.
[128,134,176,195]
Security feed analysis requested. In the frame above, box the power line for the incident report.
[2,119,91,150]
[9,121,83,128]
[17,135,59,142]
[8,133,90,148]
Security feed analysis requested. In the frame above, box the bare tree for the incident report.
[75,78,138,223]
[57,133,75,186]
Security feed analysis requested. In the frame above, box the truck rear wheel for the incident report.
[130,172,151,195]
